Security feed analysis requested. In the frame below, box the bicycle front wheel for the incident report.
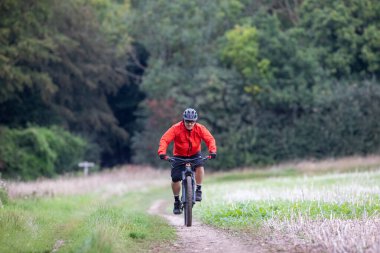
[184,175,193,227]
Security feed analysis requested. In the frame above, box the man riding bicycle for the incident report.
[158,108,217,214]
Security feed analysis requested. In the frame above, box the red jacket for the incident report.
[158,121,217,157]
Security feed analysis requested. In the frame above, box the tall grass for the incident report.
[6,165,168,198]
[263,216,380,252]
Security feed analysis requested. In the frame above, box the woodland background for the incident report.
[1,0,380,180]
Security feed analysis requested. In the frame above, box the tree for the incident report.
[0,0,142,167]
[298,0,380,78]
[0,0,58,103]
[128,0,246,164]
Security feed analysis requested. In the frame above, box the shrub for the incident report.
[0,180,8,206]
[42,126,87,174]
[0,126,87,180]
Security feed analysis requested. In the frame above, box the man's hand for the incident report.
[209,153,217,159]
[159,154,168,160]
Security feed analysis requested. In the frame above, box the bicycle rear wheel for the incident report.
[184,175,193,227]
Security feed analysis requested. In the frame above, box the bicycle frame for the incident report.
[167,156,210,227]
[181,162,196,206]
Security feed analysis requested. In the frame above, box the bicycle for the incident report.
[166,155,210,227]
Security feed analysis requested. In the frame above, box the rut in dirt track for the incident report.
[148,200,268,253]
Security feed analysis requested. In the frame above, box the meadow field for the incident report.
[1,156,380,252]
[196,156,380,252]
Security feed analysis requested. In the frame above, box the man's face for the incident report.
[184,120,196,130]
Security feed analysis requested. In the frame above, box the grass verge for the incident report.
[198,197,380,229]
[0,188,174,253]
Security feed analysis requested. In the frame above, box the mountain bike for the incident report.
[167,155,210,227]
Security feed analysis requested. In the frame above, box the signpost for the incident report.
[78,161,95,176]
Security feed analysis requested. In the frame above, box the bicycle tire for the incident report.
[184,175,193,226]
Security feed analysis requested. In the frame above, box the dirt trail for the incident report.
[148,200,269,253]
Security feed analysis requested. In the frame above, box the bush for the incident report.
[0,181,8,206]
[0,126,87,180]
[42,126,87,174]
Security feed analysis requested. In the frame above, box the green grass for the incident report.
[198,198,380,228]
[0,187,8,205]
[0,188,175,253]
[196,169,380,230]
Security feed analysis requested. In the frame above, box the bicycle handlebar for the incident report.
[166,156,210,163]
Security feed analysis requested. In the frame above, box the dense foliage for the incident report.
[129,0,380,168]
[1,0,380,178]
[0,0,145,177]
[0,126,86,180]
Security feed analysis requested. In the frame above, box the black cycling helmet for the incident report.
[183,108,198,121]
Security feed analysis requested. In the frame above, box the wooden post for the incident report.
[78,161,95,176]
